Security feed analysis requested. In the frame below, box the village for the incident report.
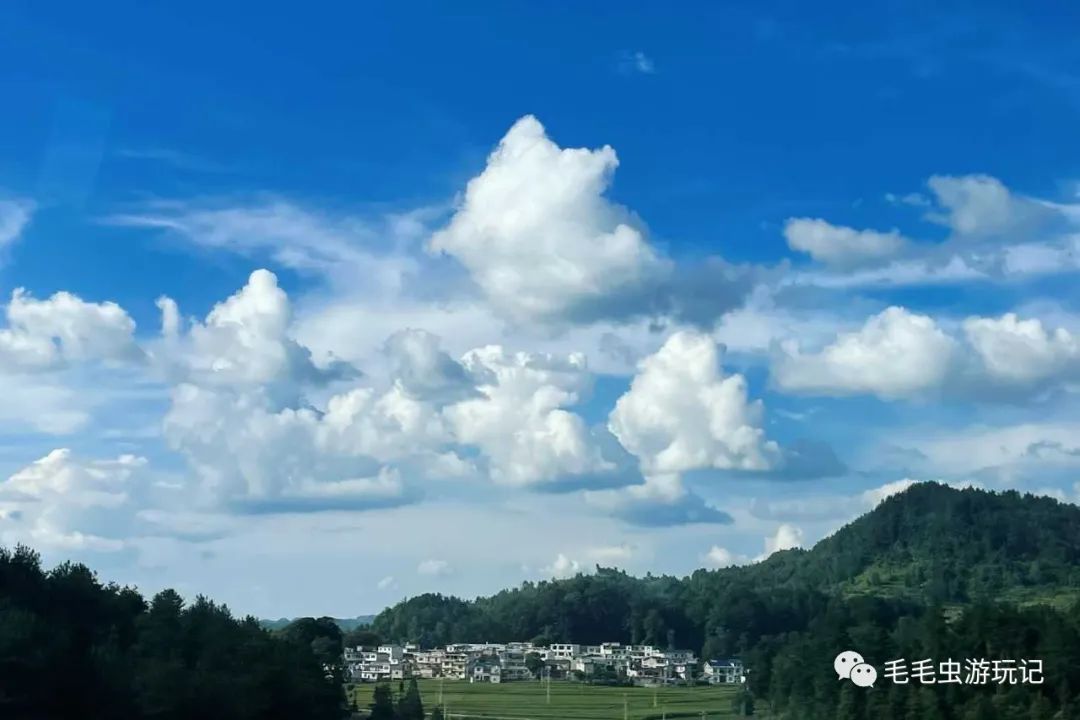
[343,641,745,687]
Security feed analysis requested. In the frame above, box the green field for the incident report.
[351,680,740,719]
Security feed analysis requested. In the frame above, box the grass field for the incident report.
[351,679,740,719]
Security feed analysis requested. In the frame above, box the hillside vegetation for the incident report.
[368,483,1080,719]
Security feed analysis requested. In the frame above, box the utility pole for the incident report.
[439,675,444,705]
[546,666,551,705]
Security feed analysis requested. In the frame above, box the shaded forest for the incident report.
[0,545,345,720]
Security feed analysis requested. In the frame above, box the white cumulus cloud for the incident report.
[762,523,804,557]
[0,449,148,552]
[774,306,957,399]
[963,313,1080,386]
[542,553,583,580]
[1,288,141,371]
[445,346,622,489]
[609,331,780,474]
[429,115,670,323]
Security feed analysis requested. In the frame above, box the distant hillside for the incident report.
[744,482,1080,607]
[836,482,1080,604]
[260,614,376,632]
[364,483,1080,719]
[370,483,1080,648]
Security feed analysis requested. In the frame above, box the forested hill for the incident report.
[367,483,1080,718]
[748,482,1080,606]
[372,483,1080,649]
[0,545,344,720]
[680,482,1080,607]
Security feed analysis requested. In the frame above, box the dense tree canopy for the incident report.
[0,545,344,720]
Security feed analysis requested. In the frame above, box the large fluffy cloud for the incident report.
[429,115,671,323]
[0,286,145,435]
[0,449,148,552]
[962,313,1080,386]
[774,306,1080,400]
[610,331,780,474]
[157,271,460,510]
[162,381,446,510]
[159,270,639,508]
[445,345,633,490]
[156,269,353,397]
[1,288,141,371]
[774,307,958,399]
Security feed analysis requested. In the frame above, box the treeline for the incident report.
[0,545,344,720]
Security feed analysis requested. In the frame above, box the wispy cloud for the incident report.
[0,198,34,249]
[114,147,231,174]
[104,198,433,293]
[618,50,657,75]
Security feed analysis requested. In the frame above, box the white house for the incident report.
[703,658,744,684]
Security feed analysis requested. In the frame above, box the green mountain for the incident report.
[367,483,1080,719]
[738,482,1080,607]
[372,483,1080,648]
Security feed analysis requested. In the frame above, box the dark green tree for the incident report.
[397,677,424,720]
[370,683,397,720]
[525,651,546,679]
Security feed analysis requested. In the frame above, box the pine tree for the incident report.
[370,684,397,720]
[398,677,424,720]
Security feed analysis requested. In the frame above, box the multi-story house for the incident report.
[469,658,502,684]
[702,658,744,684]
[548,643,580,659]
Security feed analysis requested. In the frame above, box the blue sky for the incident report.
[1,2,1080,617]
